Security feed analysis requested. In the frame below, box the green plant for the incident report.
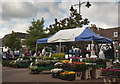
[29,66,40,74]
[37,61,47,67]
[52,53,65,60]
[44,57,54,60]
[2,60,13,67]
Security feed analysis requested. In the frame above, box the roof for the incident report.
[2,32,28,46]
[95,27,120,41]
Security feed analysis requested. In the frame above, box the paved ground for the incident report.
[2,67,104,84]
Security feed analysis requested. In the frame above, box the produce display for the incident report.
[101,69,120,78]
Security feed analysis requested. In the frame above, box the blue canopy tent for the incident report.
[36,27,113,53]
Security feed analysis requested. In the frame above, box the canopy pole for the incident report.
[59,42,61,53]
[35,43,37,54]
[68,44,69,57]
[92,40,94,50]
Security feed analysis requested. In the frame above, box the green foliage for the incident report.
[52,53,65,60]
[72,64,87,72]
[44,56,54,60]
[4,31,22,51]
[45,10,90,36]
[82,59,94,63]
[24,18,47,51]
[2,60,13,66]
[29,66,40,74]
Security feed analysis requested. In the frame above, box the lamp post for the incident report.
[70,0,91,15]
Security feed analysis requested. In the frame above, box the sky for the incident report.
[0,0,119,38]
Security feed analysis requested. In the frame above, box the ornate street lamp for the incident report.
[70,0,92,15]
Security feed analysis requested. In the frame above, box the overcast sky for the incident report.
[0,0,119,38]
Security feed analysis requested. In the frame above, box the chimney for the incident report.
[90,24,97,31]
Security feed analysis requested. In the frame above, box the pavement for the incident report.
[2,67,105,84]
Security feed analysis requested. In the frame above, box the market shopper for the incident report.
[81,45,87,58]
[103,44,114,59]
[25,48,29,56]
[99,45,105,59]
[49,49,52,57]
[42,47,46,56]
[37,50,40,56]
[6,49,11,60]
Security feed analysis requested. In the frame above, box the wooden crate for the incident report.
[92,68,102,79]
[103,77,120,84]
[75,72,83,80]
[83,67,92,79]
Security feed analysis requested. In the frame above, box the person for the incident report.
[75,49,78,57]
[37,50,40,56]
[81,45,87,58]
[31,50,35,56]
[14,49,20,57]
[25,48,29,56]
[42,47,46,56]
[10,50,14,58]
[103,44,112,59]
[99,45,105,59]
[49,50,52,57]
[6,49,11,60]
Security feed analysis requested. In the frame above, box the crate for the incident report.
[92,68,102,79]
[75,72,83,80]
[83,67,92,79]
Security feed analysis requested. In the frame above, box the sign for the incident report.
[114,32,118,37]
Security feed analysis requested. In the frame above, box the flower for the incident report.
[68,71,75,74]
[51,68,63,73]
[60,71,75,75]
[54,62,63,66]
[72,62,85,65]
[68,57,82,59]
[62,60,70,63]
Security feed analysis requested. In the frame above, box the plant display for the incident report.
[60,71,75,81]
[29,65,41,74]
[63,62,87,72]
[101,69,120,78]
[82,58,94,63]
[92,59,106,65]
[72,63,87,72]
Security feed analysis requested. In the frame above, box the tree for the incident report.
[4,31,22,51]
[24,18,47,51]
[45,9,89,36]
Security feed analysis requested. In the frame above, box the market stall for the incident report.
[101,57,120,83]
[36,27,113,53]
[35,27,114,81]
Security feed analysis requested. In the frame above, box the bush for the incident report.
[29,66,40,74]
[2,60,14,67]
[44,57,54,60]
[37,61,47,67]
[52,53,65,60]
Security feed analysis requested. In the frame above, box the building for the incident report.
[95,27,120,42]
[2,32,28,47]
